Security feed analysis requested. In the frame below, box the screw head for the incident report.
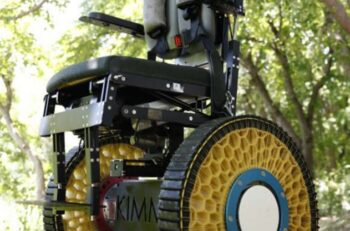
[228,215,234,222]
[281,192,286,198]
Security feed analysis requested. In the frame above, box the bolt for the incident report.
[166,83,171,88]
[238,180,243,186]
[132,109,137,115]
[108,106,112,110]
[261,171,266,177]
[110,86,115,91]
[109,96,113,100]
[189,116,193,121]
[124,109,129,114]
[228,215,234,222]
[281,192,285,198]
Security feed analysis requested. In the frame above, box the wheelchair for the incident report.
[40,0,318,230]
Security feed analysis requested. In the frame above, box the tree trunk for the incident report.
[0,108,45,200]
[301,129,314,175]
[320,0,350,34]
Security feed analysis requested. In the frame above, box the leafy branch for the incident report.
[307,49,334,125]
[267,20,308,131]
[0,76,45,200]
[241,53,301,146]
[0,0,48,21]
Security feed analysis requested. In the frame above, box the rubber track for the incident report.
[43,147,83,231]
[158,115,318,231]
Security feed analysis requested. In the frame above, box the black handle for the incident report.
[80,12,145,38]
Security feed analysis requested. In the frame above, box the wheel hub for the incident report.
[62,143,144,231]
[96,176,129,231]
[225,168,288,231]
[238,185,279,231]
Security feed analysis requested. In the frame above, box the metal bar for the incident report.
[80,12,145,39]
[110,73,209,97]
[229,40,241,115]
[39,102,110,136]
[100,76,110,102]
[232,14,239,40]
[148,91,209,117]
[52,133,65,202]
[122,105,208,127]
[84,127,100,216]
[43,94,55,117]
[19,200,91,211]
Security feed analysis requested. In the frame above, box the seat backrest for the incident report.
[143,0,220,62]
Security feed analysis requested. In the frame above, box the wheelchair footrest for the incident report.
[110,159,164,177]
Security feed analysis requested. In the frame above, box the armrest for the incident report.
[80,12,145,39]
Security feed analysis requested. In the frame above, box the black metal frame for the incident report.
[41,0,245,221]
[41,72,211,216]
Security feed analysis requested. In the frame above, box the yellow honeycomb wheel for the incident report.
[158,116,318,231]
[44,143,143,231]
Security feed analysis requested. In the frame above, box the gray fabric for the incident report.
[175,4,218,66]
[144,0,218,61]
[144,0,182,59]
[46,56,210,93]
[177,0,196,7]
[143,0,167,35]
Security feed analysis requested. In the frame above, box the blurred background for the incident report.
[0,0,349,230]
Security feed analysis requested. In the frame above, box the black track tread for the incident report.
[158,115,318,231]
[43,147,83,231]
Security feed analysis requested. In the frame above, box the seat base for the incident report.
[47,56,211,96]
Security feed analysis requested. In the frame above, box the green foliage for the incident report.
[55,0,145,71]
[0,0,349,229]
[316,164,350,217]
[237,0,350,219]
[239,0,350,172]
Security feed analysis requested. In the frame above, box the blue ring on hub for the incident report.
[225,168,289,231]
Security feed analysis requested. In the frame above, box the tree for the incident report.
[0,0,67,200]
[238,0,349,174]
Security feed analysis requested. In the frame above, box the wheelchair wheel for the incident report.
[43,143,144,231]
[159,116,318,231]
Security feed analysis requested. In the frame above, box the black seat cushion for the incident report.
[46,56,210,93]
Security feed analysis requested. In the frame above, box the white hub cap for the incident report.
[238,185,280,231]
